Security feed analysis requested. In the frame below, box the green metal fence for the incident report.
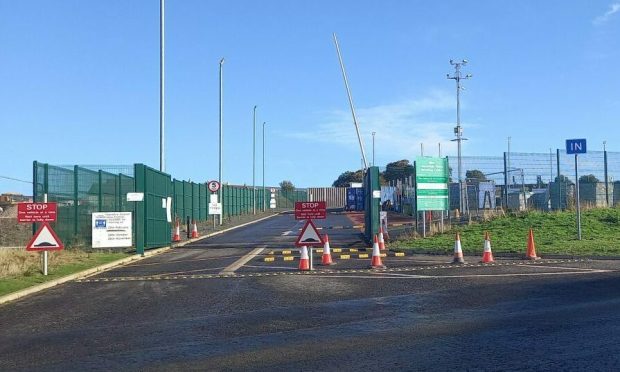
[33,161,307,250]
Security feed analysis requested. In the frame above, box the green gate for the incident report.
[134,164,172,255]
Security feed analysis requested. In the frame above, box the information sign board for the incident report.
[92,212,132,248]
[17,202,57,223]
[295,202,326,220]
[415,157,449,211]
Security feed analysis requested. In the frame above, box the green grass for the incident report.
[394,208,620,256]
[0,252,129,297]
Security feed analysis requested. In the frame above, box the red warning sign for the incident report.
[295,219,324,247]
[26,222,64,251]
[295,202,326,220]
[17,202,57,223]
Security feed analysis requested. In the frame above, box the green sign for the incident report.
[415,157,449,211]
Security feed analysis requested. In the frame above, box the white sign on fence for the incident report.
[92,212,132,248]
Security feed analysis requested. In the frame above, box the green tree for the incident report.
[279,180,295,191]
[465,169,487,181]
[555,174,574,185]
[579,174,599,183]
[332,170,364,187]
[382,160,414,183]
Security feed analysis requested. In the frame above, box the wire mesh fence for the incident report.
[33,161,307,248]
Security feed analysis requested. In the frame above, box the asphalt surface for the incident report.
[1,212,620,371]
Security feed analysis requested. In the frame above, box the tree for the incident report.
[465,169,487,182]
[332,170,364,187]
[579,174,599,183]
[554,174,574,185]
[382,160,414,183]
[279,180,295,191]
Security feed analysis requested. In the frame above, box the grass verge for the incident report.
[0,250,129,297]
[393,208,620,256]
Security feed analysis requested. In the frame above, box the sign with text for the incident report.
[566,139,587,154]
[18,202,57,223]
[415,157,449,211]
[92,212,132,248]
[209,202,222,215]
[295,202,326,220]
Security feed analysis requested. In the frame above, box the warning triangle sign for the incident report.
[26,222,64,251]
[295,219,324,247]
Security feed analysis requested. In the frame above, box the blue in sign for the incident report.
[95,219,106,228]
[566,139,587,154]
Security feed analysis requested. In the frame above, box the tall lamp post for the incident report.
[218,58,224,225]
[159,0,165,172]
[253,105,257,215]
[447,59,472,215]
[263,121,267,211]
[372,131,376,166]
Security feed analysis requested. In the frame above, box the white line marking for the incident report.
[219,247,265,275]
[290,270,612,280]
[519,265,601,272]
[281,231,292,236]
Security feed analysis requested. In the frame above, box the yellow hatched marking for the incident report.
[349,248,358,252]
[395,252,405,257]
[282,250,292,254]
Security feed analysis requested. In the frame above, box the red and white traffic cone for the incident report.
[370,235,386,269]
[299,246,310,271]
[321,234,334,265]
[172,220,181,242]
[191,220,199,238]
[481,231,494,263]
[452,232,465,264]
[378,227,386,250]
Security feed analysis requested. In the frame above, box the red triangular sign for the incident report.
[26,222,64,251]
[295,219,324,247]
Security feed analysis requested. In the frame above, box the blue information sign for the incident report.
[566,139,587,154]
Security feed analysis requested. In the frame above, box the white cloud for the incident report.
[593,3,620,26]
[284,90,472,162]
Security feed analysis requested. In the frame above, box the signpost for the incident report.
[207,180,222,229]
[294,201,327,270]
[415,157,449,237]
[566,138,586,240]
[18,199,62,275]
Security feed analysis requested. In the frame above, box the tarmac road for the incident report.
[1,212,620,371]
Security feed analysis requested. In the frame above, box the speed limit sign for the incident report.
[207,180,220,192]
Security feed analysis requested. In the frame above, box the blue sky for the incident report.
[1,1,619,195]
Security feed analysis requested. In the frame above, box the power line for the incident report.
[0,175,33,184]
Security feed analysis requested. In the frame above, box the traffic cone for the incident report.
[481,231,494,263]
[299,246,310,271]
[172,220,181,242]
[370,235,386,269]
[525,228,540,260]
[452,232,465,264]
[378,227,386,250]
[191,220,199,238]
[321,234,334,265]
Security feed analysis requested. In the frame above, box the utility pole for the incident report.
[218,58,224,225]
[253,105,257,215]
[159,0,165,172]
[447,59,472,215]
[372,132,376,166]
[263,121,267,212]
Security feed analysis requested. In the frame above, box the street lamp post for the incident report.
[447,59,472,215]
[263,121,267,211]
[253,105,257,215]
[159,0,165,172]
[218,58,224,225]
[372,131,376,166]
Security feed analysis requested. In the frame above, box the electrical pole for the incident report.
[218,58,224,225]
[159,0,165,172]
[447,59,472,215]
[253,105,257,215]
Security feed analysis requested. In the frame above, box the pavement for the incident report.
[1,211,620,371]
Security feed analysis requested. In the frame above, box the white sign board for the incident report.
[92,212,132,248]
[209,202,222,215]
[373,190,381,198]
[270,199,276,209]
[210,194,218,203]
[126,192,144,202]
[166,197,172,223]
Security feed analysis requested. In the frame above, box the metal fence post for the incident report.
[604,148,609,207]
[98,170,103,212]
[503,152,508,210]
[556,149,561,210]
[74,165,79,236]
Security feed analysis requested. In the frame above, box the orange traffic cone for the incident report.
[370,235,386,269]
[172,220,181,242]
[321,234,334,265]
[525,228,540,260]
[378,227,386,250]
[452,232,465,264]
[191,220,199,238]
[299,246,310,271]
[481,231,494,263]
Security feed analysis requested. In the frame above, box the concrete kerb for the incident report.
[0,213,281,306]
